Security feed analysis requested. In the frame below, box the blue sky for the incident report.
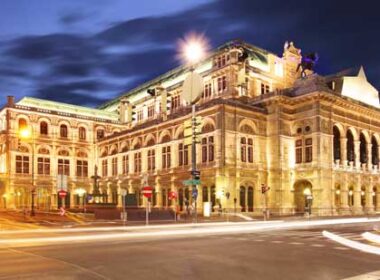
[0,0,379,107]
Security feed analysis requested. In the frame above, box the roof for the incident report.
[98,39,273,110]
[16,97,119,121]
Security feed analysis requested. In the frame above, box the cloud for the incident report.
[0,0,379,108]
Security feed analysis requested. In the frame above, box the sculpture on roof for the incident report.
[297,52,319,78]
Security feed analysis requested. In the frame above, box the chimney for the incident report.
[7,96,15,107]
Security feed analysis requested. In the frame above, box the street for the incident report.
[0,219,379,279]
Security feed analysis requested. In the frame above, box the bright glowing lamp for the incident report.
[75,188,86,197]
[178,33,209,65]
[303,188,311,196]
[19,128,31,139]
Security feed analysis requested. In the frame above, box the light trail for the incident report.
[323,231,380,256]
[362,232,380,244]
[0,217,379,247]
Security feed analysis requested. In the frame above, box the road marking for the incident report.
[362,232,380,245]
[333,246,350,250]
[289,242,304,245]
[271,240,284,244]
[311,244,324,247]
[252,239,264,242]
[323,231,380,256]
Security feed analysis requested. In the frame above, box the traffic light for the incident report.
[261,184,270,194]
[17,139,21,151]
[127,103,136,122]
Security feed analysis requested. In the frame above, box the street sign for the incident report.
[168,191,177,200]
[58,190,67,198]
[182,179,201,186]
[59,207,66,216]
[182,72,203,104]
[142,186,153,198]
[191,170,201,176]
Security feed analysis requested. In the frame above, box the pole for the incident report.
[31,126,35,216]
[146,198,149,226]
[191,104,198,223]
[122,193,126,226]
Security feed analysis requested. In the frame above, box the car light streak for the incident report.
[323,231,380,256]
[0,218,379,247]
[362,232,380,244]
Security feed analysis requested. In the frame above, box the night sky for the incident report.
[0,0,379,108]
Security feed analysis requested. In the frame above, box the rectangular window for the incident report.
[305,138,313,163]
[162,146,171,169]
[122,155,129,174]
[134,152,141,173]
[137,110,143,122]
[218,76,227,92]
[247,138,253,163]
[102,159,108,177]
[295,139,303,164]
[76,160,88,177]
[38,157,50,175]
[97,129,105,140]
[16,155,29,174]
[203,83,212,99]
[241,138,247,162]
[261,82,270,95]
[171,95,181,111]
[58,159,70,176]
[202,138,208,163]
[208,136,214,162]
[112,157,118,176]
[148,149,155,171]
[148,105,155,118]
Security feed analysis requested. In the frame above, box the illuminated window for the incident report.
[18,118,27,130]
[305,138,313,163]
[122,155,129,174]
[76,160,88,177]
[112,157,118,176]
[202,136,214,163]
[97,129,105,140]
[178,143,189,166]
[217,76,227,92]
[102,159,108,177]
[162,146,171,169]
[147,149,155,171]
[38,157,50,175]
[40,121,48,135]
[295,139,303,164]
[134,152,141,173]
[261,82,270,95]
[58,159,70,176]
[78,127,86,140]
[60,124,68,138]
[16,155,29,174]
[203,83,212,98]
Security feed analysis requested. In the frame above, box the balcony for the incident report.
[333,159,380,174]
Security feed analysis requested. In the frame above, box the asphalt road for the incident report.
[0,222,379,280]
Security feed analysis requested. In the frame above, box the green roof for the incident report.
[17,97,119,121]
[98,39,272,110]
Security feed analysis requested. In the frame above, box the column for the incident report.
[117,186,122,208]
[155,179,162,208]
[376,188,380,211]
[365,183,374,214]
[353,179,363,214]
[340,137,347,166]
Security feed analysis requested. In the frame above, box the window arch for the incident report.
[60,124,68,138]
[38,147,50,154]
[58,149,70,157]
[78,127,86,140]
[18,118,27,130]
[40,121,48,135]
[202,123,215,134]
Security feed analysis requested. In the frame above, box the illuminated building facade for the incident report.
[0,40,379,216]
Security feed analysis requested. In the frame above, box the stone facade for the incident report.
[0,40,379,216]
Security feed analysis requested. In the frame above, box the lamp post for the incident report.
[19,126,36,216]
[179,34,208,223]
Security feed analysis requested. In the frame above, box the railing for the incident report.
[333,159,380,174]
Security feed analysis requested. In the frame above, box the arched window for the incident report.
[372,136,379,166]
[78,127,86,140]
[248,186,254,212]
[97,129,105,140]
[18,118,27,130]
[40,121,48,135]
[360,133,367,164]
[347,130,355,163]
[333,126,341,161]
[60,124,68,138]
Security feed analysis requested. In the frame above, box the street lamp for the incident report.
[179,34,208,223]
[19,126,35,216]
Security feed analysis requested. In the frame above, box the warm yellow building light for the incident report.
[19,128,31,139]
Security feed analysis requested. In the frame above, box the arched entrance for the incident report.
[294,180,313,214]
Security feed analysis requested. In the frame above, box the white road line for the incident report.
[271,240,284,244]
[333,246,350,250]
[252,239,264,242]
[310,244,324,247]
[289,242,304,245]
[341,270,380,280]
[323,231,380,256]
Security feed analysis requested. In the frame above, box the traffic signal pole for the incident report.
[191,104,197,223]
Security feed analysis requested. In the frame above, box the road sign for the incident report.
[182,179,201,186]
[182,71,203,104]
[168,191,177,200]
[191,170,201,176]
[58,190,67,198]
[142,186,153,198]
[59,207,66,216]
